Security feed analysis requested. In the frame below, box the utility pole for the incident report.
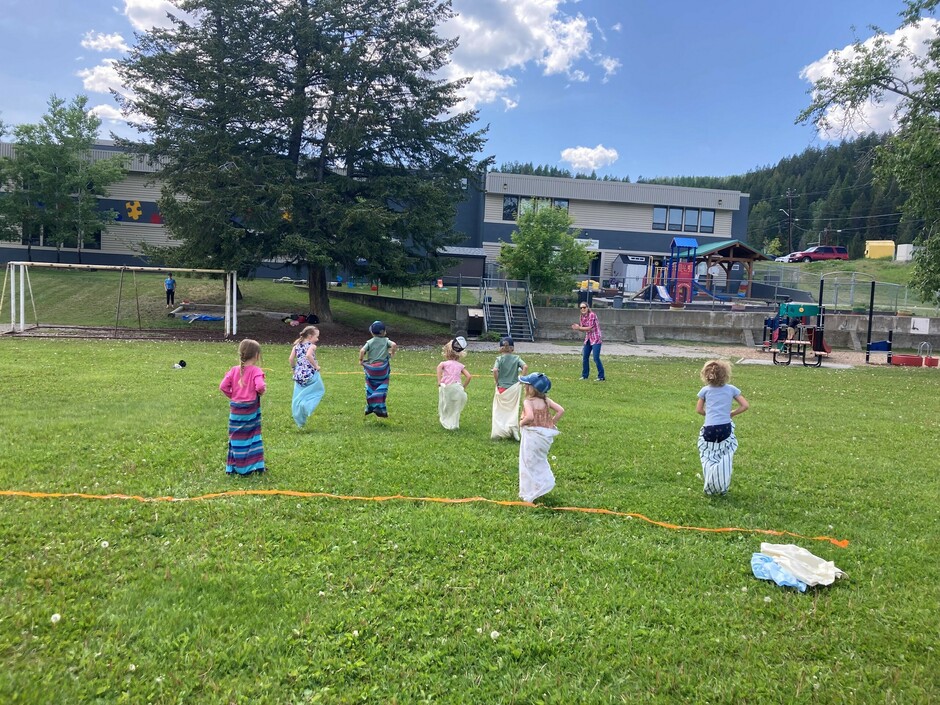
[785,188,795,253]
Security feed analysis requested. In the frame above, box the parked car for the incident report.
[775,252,800,262]
[789,245,849,262]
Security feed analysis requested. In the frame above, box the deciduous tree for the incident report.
[497,206,593,295]
[798,0,940,302]
[0,95,126,262]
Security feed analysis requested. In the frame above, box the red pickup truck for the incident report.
[789,245,848,262]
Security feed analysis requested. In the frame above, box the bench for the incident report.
[772,339,831,367]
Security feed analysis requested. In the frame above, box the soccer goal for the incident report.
[2,261,239,337]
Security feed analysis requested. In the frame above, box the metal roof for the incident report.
[486,172,747,210]
[695,239,769,260]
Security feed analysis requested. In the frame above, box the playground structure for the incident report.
[760,280,832,367]
[632,238,765,305]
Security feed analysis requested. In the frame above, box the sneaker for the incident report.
[375,410,388,418]
[364,407,373,416]
[579,377,589,381]
[595,378,606,382]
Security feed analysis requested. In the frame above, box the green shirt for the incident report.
[362,336,393,363]
[493,353,525,388]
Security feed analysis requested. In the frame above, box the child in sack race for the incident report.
[518,372,564,503]
[219,339,267,476]
[289,325,325,429]
[491,335,527,440]
[696,359,749,495]
[359,320,398,418]
[436,336,471,430]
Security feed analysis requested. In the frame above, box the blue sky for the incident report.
[0,0,919,179]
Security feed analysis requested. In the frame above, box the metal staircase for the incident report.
[480,278,536,341]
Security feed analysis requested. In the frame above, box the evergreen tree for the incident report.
[116,0,488,321]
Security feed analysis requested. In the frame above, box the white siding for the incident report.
[106,173,162,201]
[487,172,744,210]
[101,222,177,255]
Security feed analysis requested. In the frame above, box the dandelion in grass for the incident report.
[100,540,109,548]
[318,591,325,597]
[352,630,359,637]
[128,663,136,672]
[476,627,483,634]
[50,613,61,624]
[741,586,748,592]
[764,596,772,603]
[490,630,500,640]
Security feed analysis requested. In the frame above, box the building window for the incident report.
[502,195,518,221]
[652,206,667,230]
[700,209,715,234]
[82,230,102,250]
[518,197,536,218]
[553,198,569,213]
[684,208,699,233]
[668,207,683,231]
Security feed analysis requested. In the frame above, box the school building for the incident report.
[0,141,751,284]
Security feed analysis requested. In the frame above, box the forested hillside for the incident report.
[493,133,917,258]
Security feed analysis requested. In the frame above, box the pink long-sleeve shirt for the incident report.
[220,364,266,402]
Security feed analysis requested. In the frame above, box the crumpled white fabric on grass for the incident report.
[751,553,808,592]
[752,543,847,590]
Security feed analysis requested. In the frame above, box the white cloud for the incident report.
[560,144,619,172]
[800,19,939,139]
[88,104,124,121]
[123,0,180,31]
[81,31,130,52]
[77,59,123,95]
[445,0,621,109]
[448,67,517,111]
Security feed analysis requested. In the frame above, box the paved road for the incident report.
[471,340,718,359]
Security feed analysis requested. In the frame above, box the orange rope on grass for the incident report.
[0,489,849,547]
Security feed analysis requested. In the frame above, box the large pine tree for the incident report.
[116,0,488,320]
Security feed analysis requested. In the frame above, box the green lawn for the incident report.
[0,337,938,703]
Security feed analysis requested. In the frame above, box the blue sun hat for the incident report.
[519,372,551,394]
[499,335,514,347]
[370,320,386,335]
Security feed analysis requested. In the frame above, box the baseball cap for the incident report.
[369,320,386,335]
[499,335,514,347]
[519,372,551,394]
[451,336,468,352]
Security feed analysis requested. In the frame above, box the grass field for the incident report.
[1,332,939,703]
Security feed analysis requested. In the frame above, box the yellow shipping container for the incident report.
[864,240,895,259]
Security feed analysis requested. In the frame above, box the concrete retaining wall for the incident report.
[329,290,940,352]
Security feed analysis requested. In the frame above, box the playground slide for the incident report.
[691,280,730,302]
[632,285,673,303]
